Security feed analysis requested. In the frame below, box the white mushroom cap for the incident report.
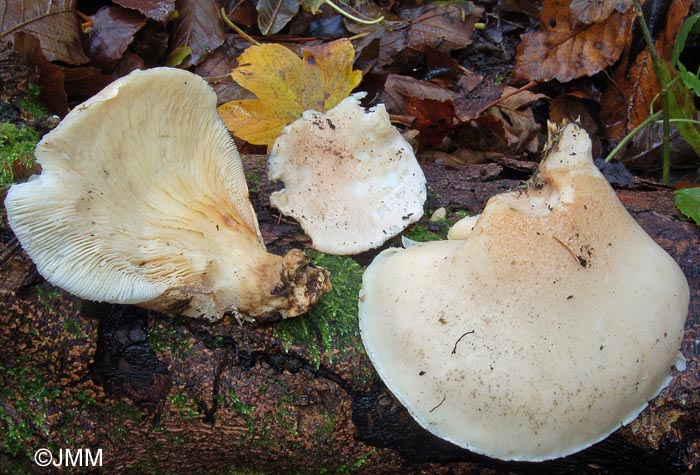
[5,67,330,321]
[268,93,427,255]
[358,123,689,461]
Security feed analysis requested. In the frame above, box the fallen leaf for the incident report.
[404,96,457,148]
[113,0,175,24]
[348,2,483,74]
[13,32,68,116]
[600,0,691,158]
[217,39,362,147]
[0,0,89,65]
[62,66,114,102]
[513,0,634,83]
[570,0,631,26]
[195,36,254,104]
[86,6,147,71]
[257,0,300,35]
[381,74,459,116]
[170,0,225,66]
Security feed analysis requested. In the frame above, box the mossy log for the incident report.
[1,155,699,475]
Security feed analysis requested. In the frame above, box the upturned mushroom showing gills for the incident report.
[268,93,427,255]
[358,123,689,461]
[4,68,330,322]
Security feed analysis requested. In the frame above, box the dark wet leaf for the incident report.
[257,0,300,35]
[405,96,456,148]
[13,32,68,116]
[349,2,483,74]
[595,158,634,185]
[195,36,255,104]
[62,66,114,102]
[0,0,89,65]
[113,0,176,24]
[381,74,459,116]
[87,6,147,71]
[170,0,226,66]
[308,14,346,39]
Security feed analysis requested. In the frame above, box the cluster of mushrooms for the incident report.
[4,68,689,462]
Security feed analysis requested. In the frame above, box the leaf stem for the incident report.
[322,0,384,25]
[221,8,261,46]
[630,0,671,184]
[605,110,662,163]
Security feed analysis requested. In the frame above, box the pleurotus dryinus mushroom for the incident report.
[4,67,330,322]
[268,93,427,255]
[358,122,689,461]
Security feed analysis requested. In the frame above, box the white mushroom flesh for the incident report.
[5,68,330,321]
[268,93,427,255]
[358,123,689,461]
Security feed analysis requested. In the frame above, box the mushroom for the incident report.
[358,122,689,461]
[267,93,427,255]
[4,67,330,322]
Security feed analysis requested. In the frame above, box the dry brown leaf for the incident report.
[1,0,88,65]
[513,0,634,83]
[570,0,632,26]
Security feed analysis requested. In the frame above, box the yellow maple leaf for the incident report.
[217,39,362,148]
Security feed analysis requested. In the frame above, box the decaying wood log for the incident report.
[0,157,699,475]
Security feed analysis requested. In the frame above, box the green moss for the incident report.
[273,251,365,369]
[0,122,40,191]
[402,223,447,242]
[316,410,336,439]
[0,361,60,458]
[228,387,255,418]
[246,171,261,194]
[19,83,48,121]
[167,391,201,422]
[62,319,89,339]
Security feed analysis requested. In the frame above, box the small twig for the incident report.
[221,7,261,46]
[322,0,384,25]
[76,10,93,33]
[552,236,585,268]
[451,330,475,355]
[474,80,537,116]
[429,394,446,413]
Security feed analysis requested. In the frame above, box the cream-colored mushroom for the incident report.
[4,67,330,322]
[358,122,689,461]
[268,93,427,255]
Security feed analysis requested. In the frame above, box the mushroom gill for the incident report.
[4,67,330,322]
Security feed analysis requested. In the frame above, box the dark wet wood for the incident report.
[1,155,698,474]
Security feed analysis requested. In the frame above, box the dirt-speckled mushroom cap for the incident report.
[268,93,427,255]
[358,123,689,461]
[5,67,330,322]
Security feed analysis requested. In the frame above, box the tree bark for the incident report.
[1,155,699,475]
